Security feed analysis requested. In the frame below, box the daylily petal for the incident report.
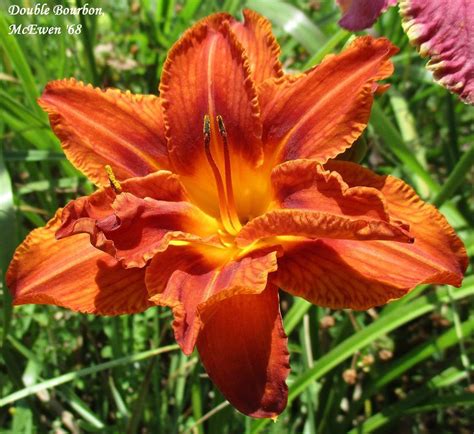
[168,9,282,85]
[272,240,413,309]
[230,9,283,84]
[57,170,189,238]
[56,170,197,267]
[146,245,279,355]
[271,159,391,221]
[7,213,149,315]
[274,230,466,310]
[259,36,397,164]
[337,0,397,31]
[160,15,264,216]
[117,170,188,202]
[272,164,466,309]
[58,191,220,269]
[236,211,413,248]
[326,160,468,280]
[193,11,234,29]
[39,79,169,187]
[197,284,289,418]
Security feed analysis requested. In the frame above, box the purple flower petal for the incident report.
[400,0,474,104]
[337,0,397,31]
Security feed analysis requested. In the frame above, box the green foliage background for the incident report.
[0,0,473,433]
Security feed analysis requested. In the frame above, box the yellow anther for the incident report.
[105,165,122,193]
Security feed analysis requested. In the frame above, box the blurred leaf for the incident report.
[11,407,34,434]
[348,367,470,433]
[371,101,432,196]
[0,143,17,342]
[432,143,474,207]
[0,344,179,408]
[17,177,80,195]
[349,316,474,420]
[246,0,327,51]
[0,13,43,116]
[370,101,468,228]
[3,150,65,162]
[283,298,312,335]
[303,28,350,69]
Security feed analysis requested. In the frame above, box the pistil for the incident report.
[203,115,237,235]
[216,115,242,233]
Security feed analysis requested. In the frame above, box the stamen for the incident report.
[105,165,122,193]
[203,115,236,235]
[216,115,241,232]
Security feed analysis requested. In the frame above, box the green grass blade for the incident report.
[370,101,468,228]
[108,376,129,421]
[404,393,474,414]
[179,0,202,21]
[0,344,179,407]
[343,315,474,426]
[0,90,51,134]
[75,0,99,85]
[58,388,106,430]
[190,363,204,434]
[370,101,433,196]
[283,298,312,335]
[17,177,80,195]
[389,91,426,167]
[126,358,157,434]
[0,13,43,116]
[347,367,469,433]
[11,406,34,434]
[432,143,474,207]
[3,150,65,162]
[0,143,17,342]
[447,287,472,383]
[303,28,350,69]
[443,93,461,169]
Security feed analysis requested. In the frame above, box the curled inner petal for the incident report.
[236,209,413,248]
[58,192,220,268]
[145,244,279,354]
[56,171,220,268]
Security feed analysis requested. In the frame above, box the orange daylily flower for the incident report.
[7,10,467,418]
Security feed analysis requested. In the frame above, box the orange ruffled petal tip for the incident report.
[7,9,467,419]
